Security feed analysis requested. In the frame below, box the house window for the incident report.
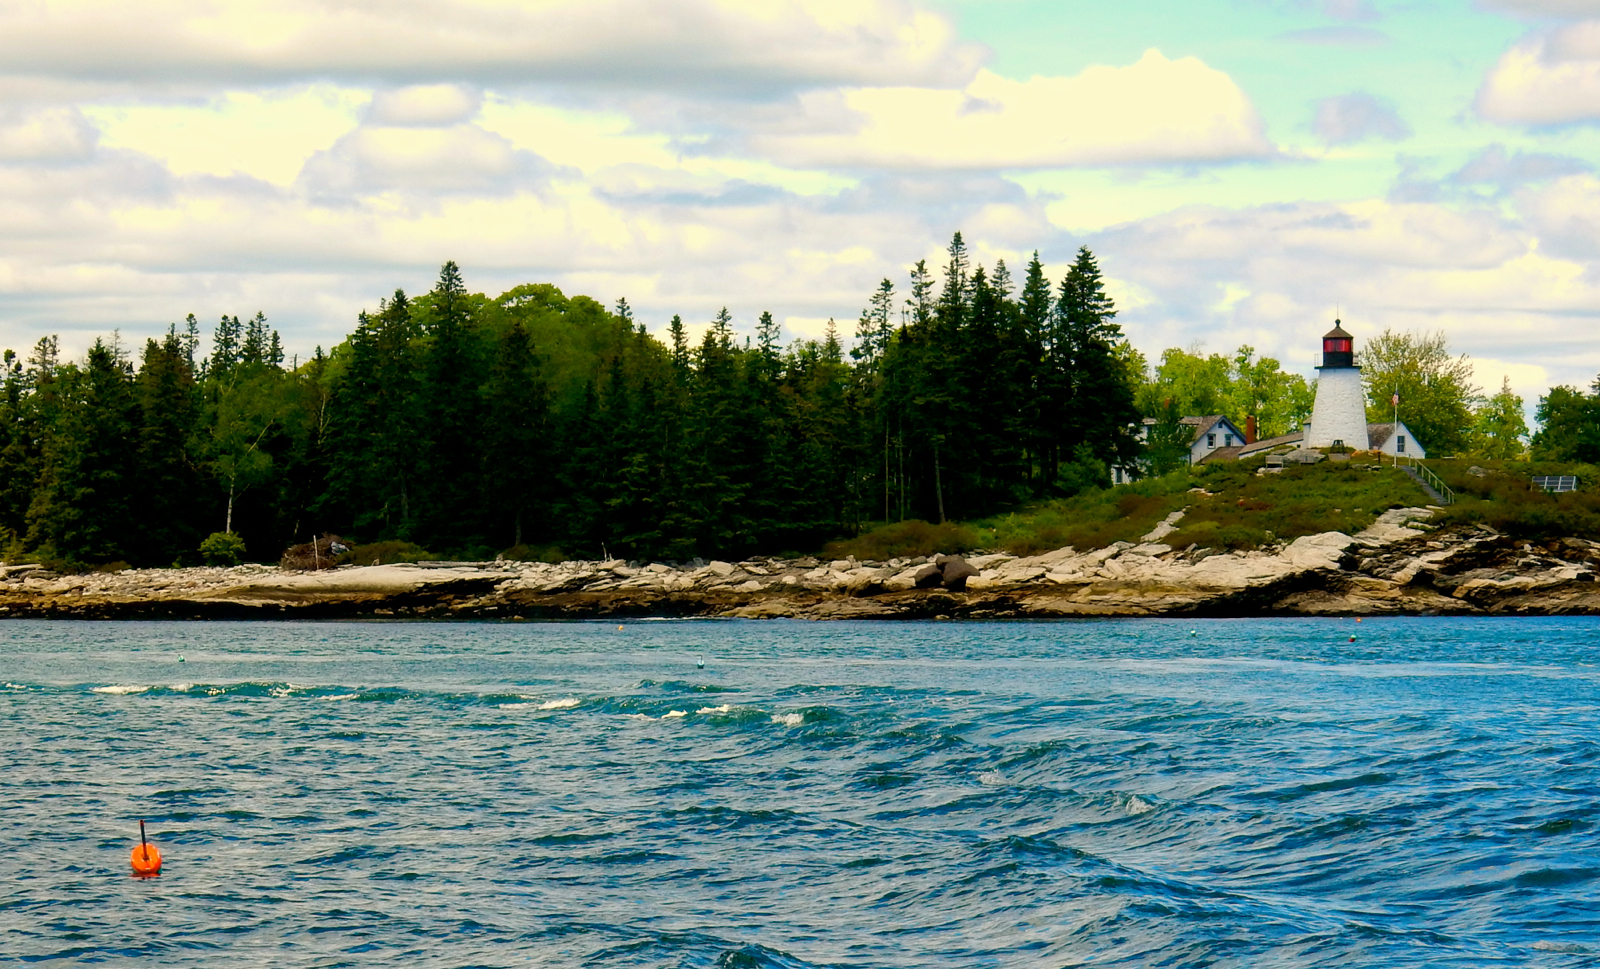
[1396,436,1406,453]
[1114,467,1124,483]
[1225,433,1234,446]
[1207,433,1216,448]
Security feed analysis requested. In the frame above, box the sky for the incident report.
[1,0,1598,403]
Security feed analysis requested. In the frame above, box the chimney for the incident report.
[1246,414,1257,444]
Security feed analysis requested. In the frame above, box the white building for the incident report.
[1305,321,1369,450]
[1113,415,1250,484]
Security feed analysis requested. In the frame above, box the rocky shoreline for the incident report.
[2,507,1598,620]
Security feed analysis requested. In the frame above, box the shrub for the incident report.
[501,544,567,564]
[280,533,348,571]
[199,531,247,567]
[342,540,431,566]
[823,519,983,560]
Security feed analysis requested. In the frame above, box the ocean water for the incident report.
[2,617,1598,968]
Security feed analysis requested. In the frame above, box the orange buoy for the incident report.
[131,820,161,877]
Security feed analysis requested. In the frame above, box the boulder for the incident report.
[940,556,980,591]
[913,564,944,588]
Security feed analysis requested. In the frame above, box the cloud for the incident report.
[0,108,99,162]
[1451,145,1590,186]
[1479,0,1600,17]
[368,85,481,127]
[745,50,1273,170]
[1087,194,1600,398]
[1313,92,1412,143]
[0,0,984,95]
[1477,24,1600,123]
[299,124,547,196]
[1321,0,1381,21]
[82,87,366,185]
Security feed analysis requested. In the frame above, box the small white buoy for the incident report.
[178,655,185,662]
[696,656,706,670]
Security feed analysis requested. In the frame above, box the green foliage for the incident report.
[501,543,568,564]
[967,473,1193,555]
[1361,329,1478,457]
[1469,377,1528,460]
[1431,459,1600,539]
[1166,459,1433,550]
[199,531,247,566]
[823,520,983,560]
[1532,378,1600,463]
[1136,344,1312,439]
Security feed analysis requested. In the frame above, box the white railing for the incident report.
[1396,454,1455,505]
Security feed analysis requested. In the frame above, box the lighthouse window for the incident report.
[1396,436,1406,453]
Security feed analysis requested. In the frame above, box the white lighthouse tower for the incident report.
[1305,320,1370,450]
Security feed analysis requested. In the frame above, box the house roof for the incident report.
[1197,446,1245,464]
[1141,414,1240,444]
[1237,430,1305,456]
[1366,422,1415,450]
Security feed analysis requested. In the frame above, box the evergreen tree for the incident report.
[28,339,140,563]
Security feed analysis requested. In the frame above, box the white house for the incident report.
[1366,422,1426,460]
[1113,415,1250,484]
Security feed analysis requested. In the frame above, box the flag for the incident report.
[1391,393,1399,406]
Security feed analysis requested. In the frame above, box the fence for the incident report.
[1396,455,1455,505]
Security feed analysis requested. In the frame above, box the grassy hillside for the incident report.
[826,456,1434,559]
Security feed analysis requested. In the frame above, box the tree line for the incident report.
[0,232,1574,568]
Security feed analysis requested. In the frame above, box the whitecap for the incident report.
[625,713,654,721]
[696,704,732,714]
[3,682,28,690]
[771,712,804,727]
[92,685,149,695]
[979,771,1005,787]
[1125,796,1155,815]
[169,683,193,691]
[1533,941,1589,953]
[322,694,359,701]
[663,709,687,719]
[538,698,580,711]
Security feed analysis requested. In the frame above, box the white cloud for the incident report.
[1479,0,1600,17]
[746,51,1273,169]
[0,0,983,93]
[83,87,366,185]
[1313,92,1411,143]
[368,85,481,126]
[0,108,99,162]
[1477,24,1600,123]
[1088,194,1600,399]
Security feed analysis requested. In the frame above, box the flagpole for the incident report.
[1392,385,1399,467]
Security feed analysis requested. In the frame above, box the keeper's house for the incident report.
[1112,415,1249,484]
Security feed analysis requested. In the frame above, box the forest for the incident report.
[0,233,1573,568]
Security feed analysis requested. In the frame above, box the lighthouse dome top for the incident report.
[1319,319,1357,369]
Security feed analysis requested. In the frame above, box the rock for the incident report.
[707,561,735,576]
[735,580,764,593]
[1127,543,1173,557]
[1141,510,1186,542]
[914,564,943,588]
[940,556,980,591]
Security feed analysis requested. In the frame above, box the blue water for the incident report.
[2,617,1598,967]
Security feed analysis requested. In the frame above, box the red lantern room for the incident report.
[1320,320,1355,369]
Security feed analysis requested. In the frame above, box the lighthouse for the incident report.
[1305,320,1370,451]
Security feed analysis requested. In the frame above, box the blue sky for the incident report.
[0,0,1596,403]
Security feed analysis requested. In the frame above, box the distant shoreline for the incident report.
[4,513,1597,620]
